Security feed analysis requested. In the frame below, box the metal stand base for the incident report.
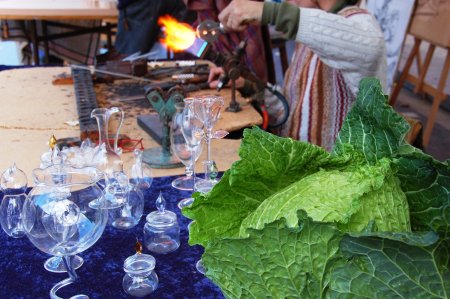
[226,101,241,112]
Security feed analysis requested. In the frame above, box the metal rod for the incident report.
[70,64,155,83]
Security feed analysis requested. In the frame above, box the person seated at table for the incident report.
[209,0,387,150]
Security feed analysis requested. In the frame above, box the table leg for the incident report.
[42,21,50,64]
[28,20,40,65]
[414,43,435,94]
[390,37,421,105]
[106,22,113,49]
[422,49,450,147]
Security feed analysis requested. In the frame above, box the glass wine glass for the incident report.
[178,98,206,208]
[191,95,224,193]
[181,99,211,275]
[170,102,203,192]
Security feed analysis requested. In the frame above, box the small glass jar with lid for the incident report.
[144,192,180,254]
[123,252,158,297]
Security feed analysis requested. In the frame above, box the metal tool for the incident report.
[216,40,251,112]
[122,49,161,62]
[71,64,154,83]
[71,66,99,140]
[139,86,185,169]
[196,20,225,43]
[194,36,290,125]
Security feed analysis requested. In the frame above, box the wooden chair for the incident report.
[390,3,450,147]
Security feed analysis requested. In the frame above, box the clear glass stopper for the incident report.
[156,192,166,213]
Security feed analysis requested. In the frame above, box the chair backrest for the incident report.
[364,0,416,92]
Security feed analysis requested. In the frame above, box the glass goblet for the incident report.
[178,98,206,208]
[22,164,108,298]
[191,95,224,193]
[170,102,203,191]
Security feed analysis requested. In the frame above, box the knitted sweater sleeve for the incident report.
[296,8,387,93]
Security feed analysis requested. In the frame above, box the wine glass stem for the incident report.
[190,147,196,192]
[50,256,86,299]
[206,128,212,163]
[63,255,78,280]
[185,165,193,178]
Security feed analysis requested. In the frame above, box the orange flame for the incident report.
[158,15,196,52]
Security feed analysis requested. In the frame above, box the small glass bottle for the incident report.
[144,192,180,254]
[123,252,158,297]
[129,149,153,190]
[108,181,144,230]
[0,163,27,238]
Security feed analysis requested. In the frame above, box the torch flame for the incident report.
[158,15,196,52]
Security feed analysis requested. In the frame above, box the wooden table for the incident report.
[0,67,262,183]
[0,0,118,64]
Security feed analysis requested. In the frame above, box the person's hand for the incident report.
[208,66,245,89]
[208,66,225,89]
[218,0,264,32]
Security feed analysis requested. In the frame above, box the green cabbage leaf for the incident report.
[182,78,450,298]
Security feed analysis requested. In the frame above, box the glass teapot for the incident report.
[22,163,108,298]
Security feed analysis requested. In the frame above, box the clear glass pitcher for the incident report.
[90,107,128,210]
[91,107,124,175]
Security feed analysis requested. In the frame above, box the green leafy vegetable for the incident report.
[183,78,450,299]
[184,130,349,246]
[333,77,410,164]
[240,159,410,234]
[395,147,450,237]
[328,235,449,298]
[203,212,343,299]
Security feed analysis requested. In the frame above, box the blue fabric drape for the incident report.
[0,175,224,299]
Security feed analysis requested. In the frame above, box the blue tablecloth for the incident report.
[0,175,224,299]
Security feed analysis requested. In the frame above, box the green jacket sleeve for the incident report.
[261,2,300,40]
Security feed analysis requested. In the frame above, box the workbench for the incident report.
[0,66,262,182]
